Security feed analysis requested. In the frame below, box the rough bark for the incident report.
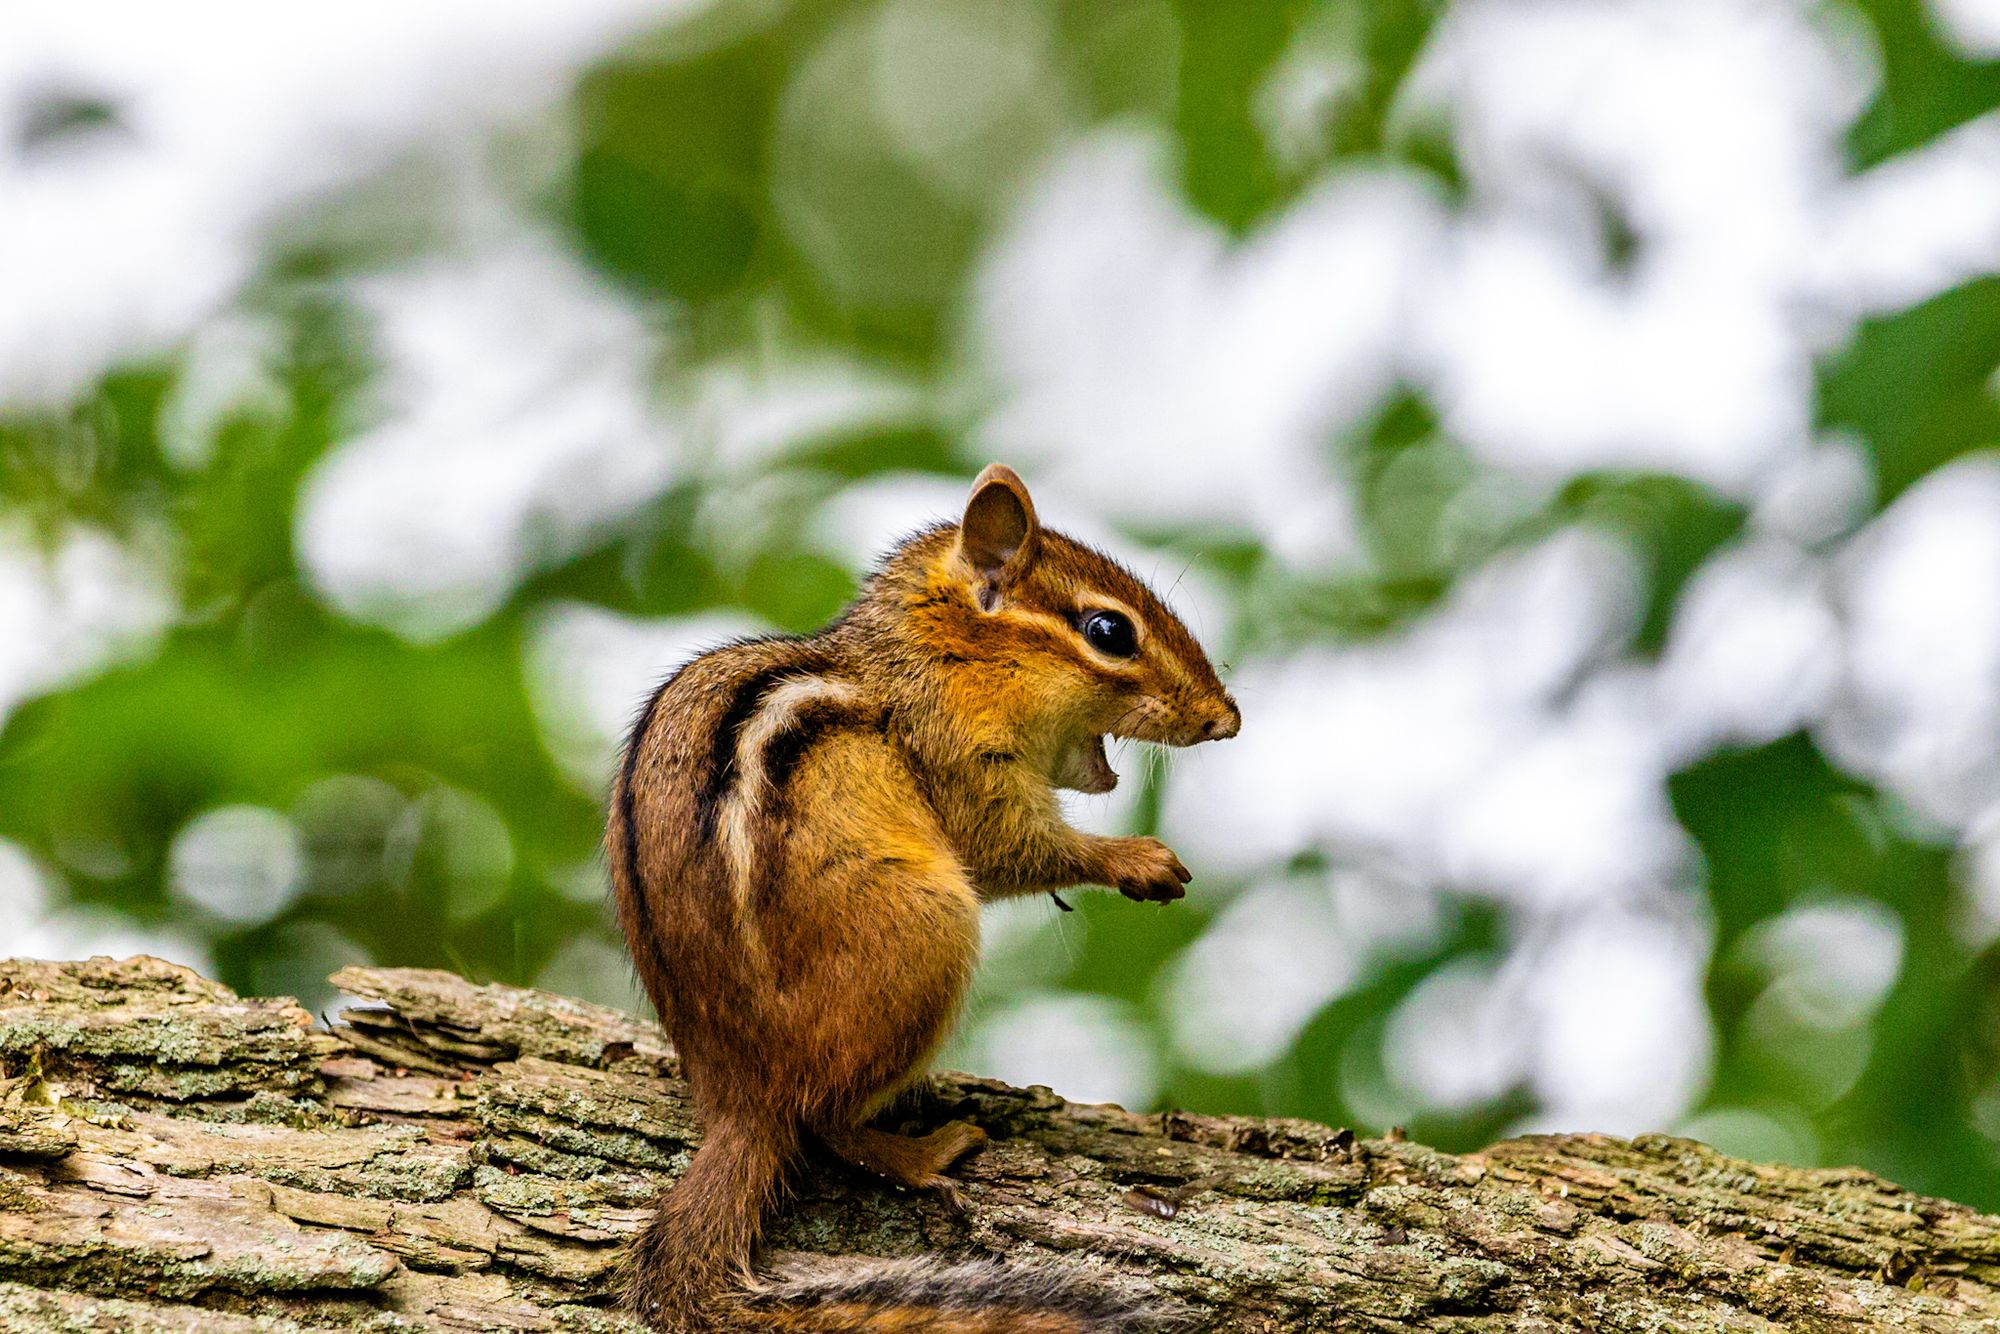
[2,956,1999,1333]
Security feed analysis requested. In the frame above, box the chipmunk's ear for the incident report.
[958,464,1040,605]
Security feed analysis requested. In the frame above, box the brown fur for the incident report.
[609,466,1238,1332]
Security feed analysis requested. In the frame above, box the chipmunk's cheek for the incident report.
[1054,734,1117,793]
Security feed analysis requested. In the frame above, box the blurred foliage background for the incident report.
[11,0,2000,1214]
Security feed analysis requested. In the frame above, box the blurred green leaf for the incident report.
[1820,277,2000,502]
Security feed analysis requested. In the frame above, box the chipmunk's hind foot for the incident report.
[819,1120,988,1212]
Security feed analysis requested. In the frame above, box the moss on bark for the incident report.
[3,956,1998,1331]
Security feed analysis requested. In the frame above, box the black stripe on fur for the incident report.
[696,652,826,839]
[761,698,872,797]
[615,671,677,975]
[751,699,876,931]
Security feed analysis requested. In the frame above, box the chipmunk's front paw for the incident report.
[1104,836,1191,903]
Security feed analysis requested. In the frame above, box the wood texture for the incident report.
[3,955,1999,1331]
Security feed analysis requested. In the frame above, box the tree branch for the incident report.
[2,955,1998,1331]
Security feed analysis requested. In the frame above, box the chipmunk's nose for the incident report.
[1201,698,1241,740]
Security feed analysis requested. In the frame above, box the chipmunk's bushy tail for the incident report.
[625,1118,1170,1333]
[625,1113,795,1331]
[735,1255,1173,1332]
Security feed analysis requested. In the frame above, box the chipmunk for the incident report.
[608,465,1240,1332]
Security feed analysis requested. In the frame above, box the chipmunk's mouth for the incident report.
[1054,733,1118,794]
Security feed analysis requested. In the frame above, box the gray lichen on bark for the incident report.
[3,955,1999,1331]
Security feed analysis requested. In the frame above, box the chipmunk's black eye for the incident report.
[1079,609,1138,658]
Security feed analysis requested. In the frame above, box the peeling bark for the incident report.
[2,956,1999,1332]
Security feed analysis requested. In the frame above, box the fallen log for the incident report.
[1,955,1996,1331]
